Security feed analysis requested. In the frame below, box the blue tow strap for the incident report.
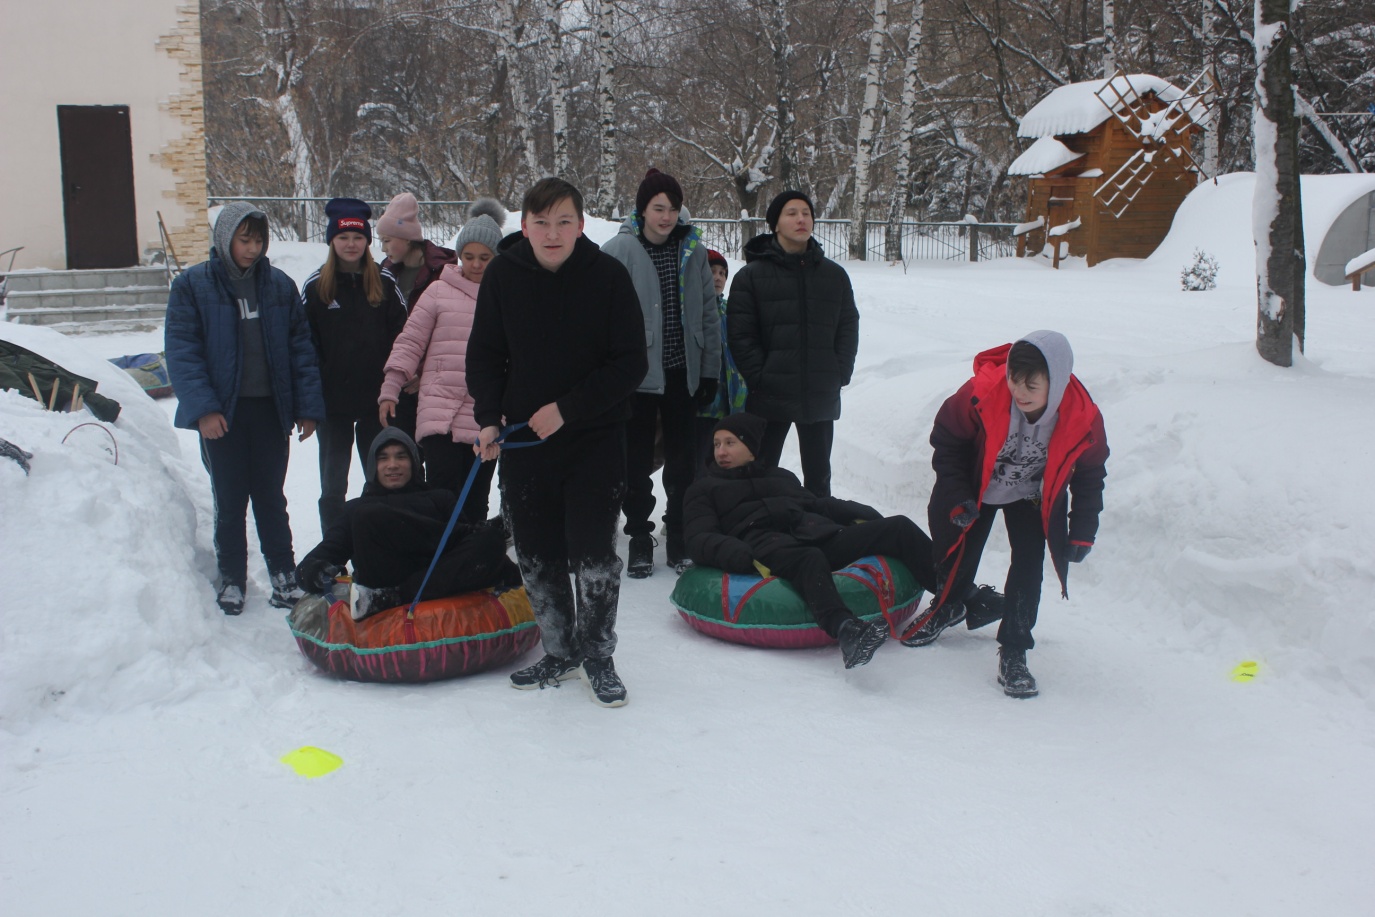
[406,422,542,614]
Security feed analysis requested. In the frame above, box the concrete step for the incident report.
[5,286,169,310]
[6,302,168,327]
[2,266,170,294]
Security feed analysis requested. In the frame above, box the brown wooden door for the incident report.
[57,105,139,269]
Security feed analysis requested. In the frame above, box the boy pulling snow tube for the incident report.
[287,585,539,683]
[670,555,923,649]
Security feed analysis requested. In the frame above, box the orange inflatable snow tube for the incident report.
[288,586,540,683]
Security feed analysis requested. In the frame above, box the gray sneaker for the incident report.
[581,656,628,707]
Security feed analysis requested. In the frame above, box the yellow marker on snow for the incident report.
[281,746,343,778]
[1231,660,1259,683]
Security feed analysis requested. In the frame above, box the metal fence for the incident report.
[692,217,1017,263]
[208,197,476,244]
[209,196,1016,263]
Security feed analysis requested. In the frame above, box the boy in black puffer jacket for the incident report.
[682,413,940,668]
[297,427,520,621]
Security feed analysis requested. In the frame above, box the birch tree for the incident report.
[590,0,619,215]
[849,0,889,260]
[1252,0,1305,367]
[497,0,542,183]
[545,0,572,177]
[884,0,924,261]
[1201,0,1220,177]
[1102,0,1117,77]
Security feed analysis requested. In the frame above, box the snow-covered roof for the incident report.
[1018,74,1199,139]
[1008,137,1085,176]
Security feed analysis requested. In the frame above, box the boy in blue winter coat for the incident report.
[165,203,326,615]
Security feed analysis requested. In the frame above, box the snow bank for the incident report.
[1146,172,1375,289]
[0,324,221,734]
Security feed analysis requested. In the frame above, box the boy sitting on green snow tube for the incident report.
[681,413,942,668]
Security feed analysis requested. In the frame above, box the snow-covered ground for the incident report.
[3,178,1373,915]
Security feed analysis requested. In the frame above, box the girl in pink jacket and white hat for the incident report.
[379,198,508,524]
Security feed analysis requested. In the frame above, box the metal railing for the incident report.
[690,217,1016,263]
[207,196,1017,263]
[208,197,476,244]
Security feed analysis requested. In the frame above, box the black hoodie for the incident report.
[466,231,647,439]
[297,427,463,587]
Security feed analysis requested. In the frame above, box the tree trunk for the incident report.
[498,0,541,185]
[849,0,889,260]
[1252,0,1305,367]
[545,0,571,178]
[885,0,924,261]
[769,0,798,191]
[1201,0,1220,178]
[591,0,619,216]
[1102,0,1116,77]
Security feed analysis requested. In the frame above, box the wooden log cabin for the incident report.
[1011,74,1203,267]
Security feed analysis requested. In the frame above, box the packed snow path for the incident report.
[3,187,1373,914]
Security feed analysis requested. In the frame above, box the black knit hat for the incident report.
[635,168,684,215]
[713,413,766,460]
[765,190,814,231]
[325,198,373,244]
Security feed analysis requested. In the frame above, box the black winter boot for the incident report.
[838,617,888,669]
[665,530,688,568]
[351,584,403,621]
[627,534,656,579]
[269,569,306,609]
[998,648,1039,698]
[964,585,1005,630]
[216,581,246,616]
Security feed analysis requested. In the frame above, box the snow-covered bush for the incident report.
[1181,249,1219,291]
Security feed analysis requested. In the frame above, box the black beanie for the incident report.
[325,198,373,244]
[713,413,766,460]
[765,190,814,231]
[635,168,684,215]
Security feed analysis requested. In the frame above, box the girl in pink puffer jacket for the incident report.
[379,198,507,523]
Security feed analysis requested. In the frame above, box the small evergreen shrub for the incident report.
[1181,249,1219,291]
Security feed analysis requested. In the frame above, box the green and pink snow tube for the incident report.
[670,555,924,648]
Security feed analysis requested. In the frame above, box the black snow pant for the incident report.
[349,502,518,601]
[200,396,295,586]
[318,411,383,534]
[758,516,939,638]
[759,419,835,497]
[421,433,496,525]
[499,424,627,661]
[940,499,1045,651]
[623,367,697,538]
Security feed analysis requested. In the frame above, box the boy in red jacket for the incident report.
[904,331,1108,697]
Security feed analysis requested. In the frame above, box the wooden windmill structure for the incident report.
[1011,71,1214,266]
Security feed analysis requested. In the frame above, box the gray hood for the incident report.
[213,201,269,281]
[1017,330,1073,420]
[363,426,425,493]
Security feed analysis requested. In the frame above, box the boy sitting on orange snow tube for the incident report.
[297,427,520,619]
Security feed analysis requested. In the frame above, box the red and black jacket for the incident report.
[928,343,1108,600]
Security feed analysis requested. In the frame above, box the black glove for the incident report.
[949,499,979,530]
[306,563,344,594]
[694,378,719,410]
[1065,543,1092,563]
